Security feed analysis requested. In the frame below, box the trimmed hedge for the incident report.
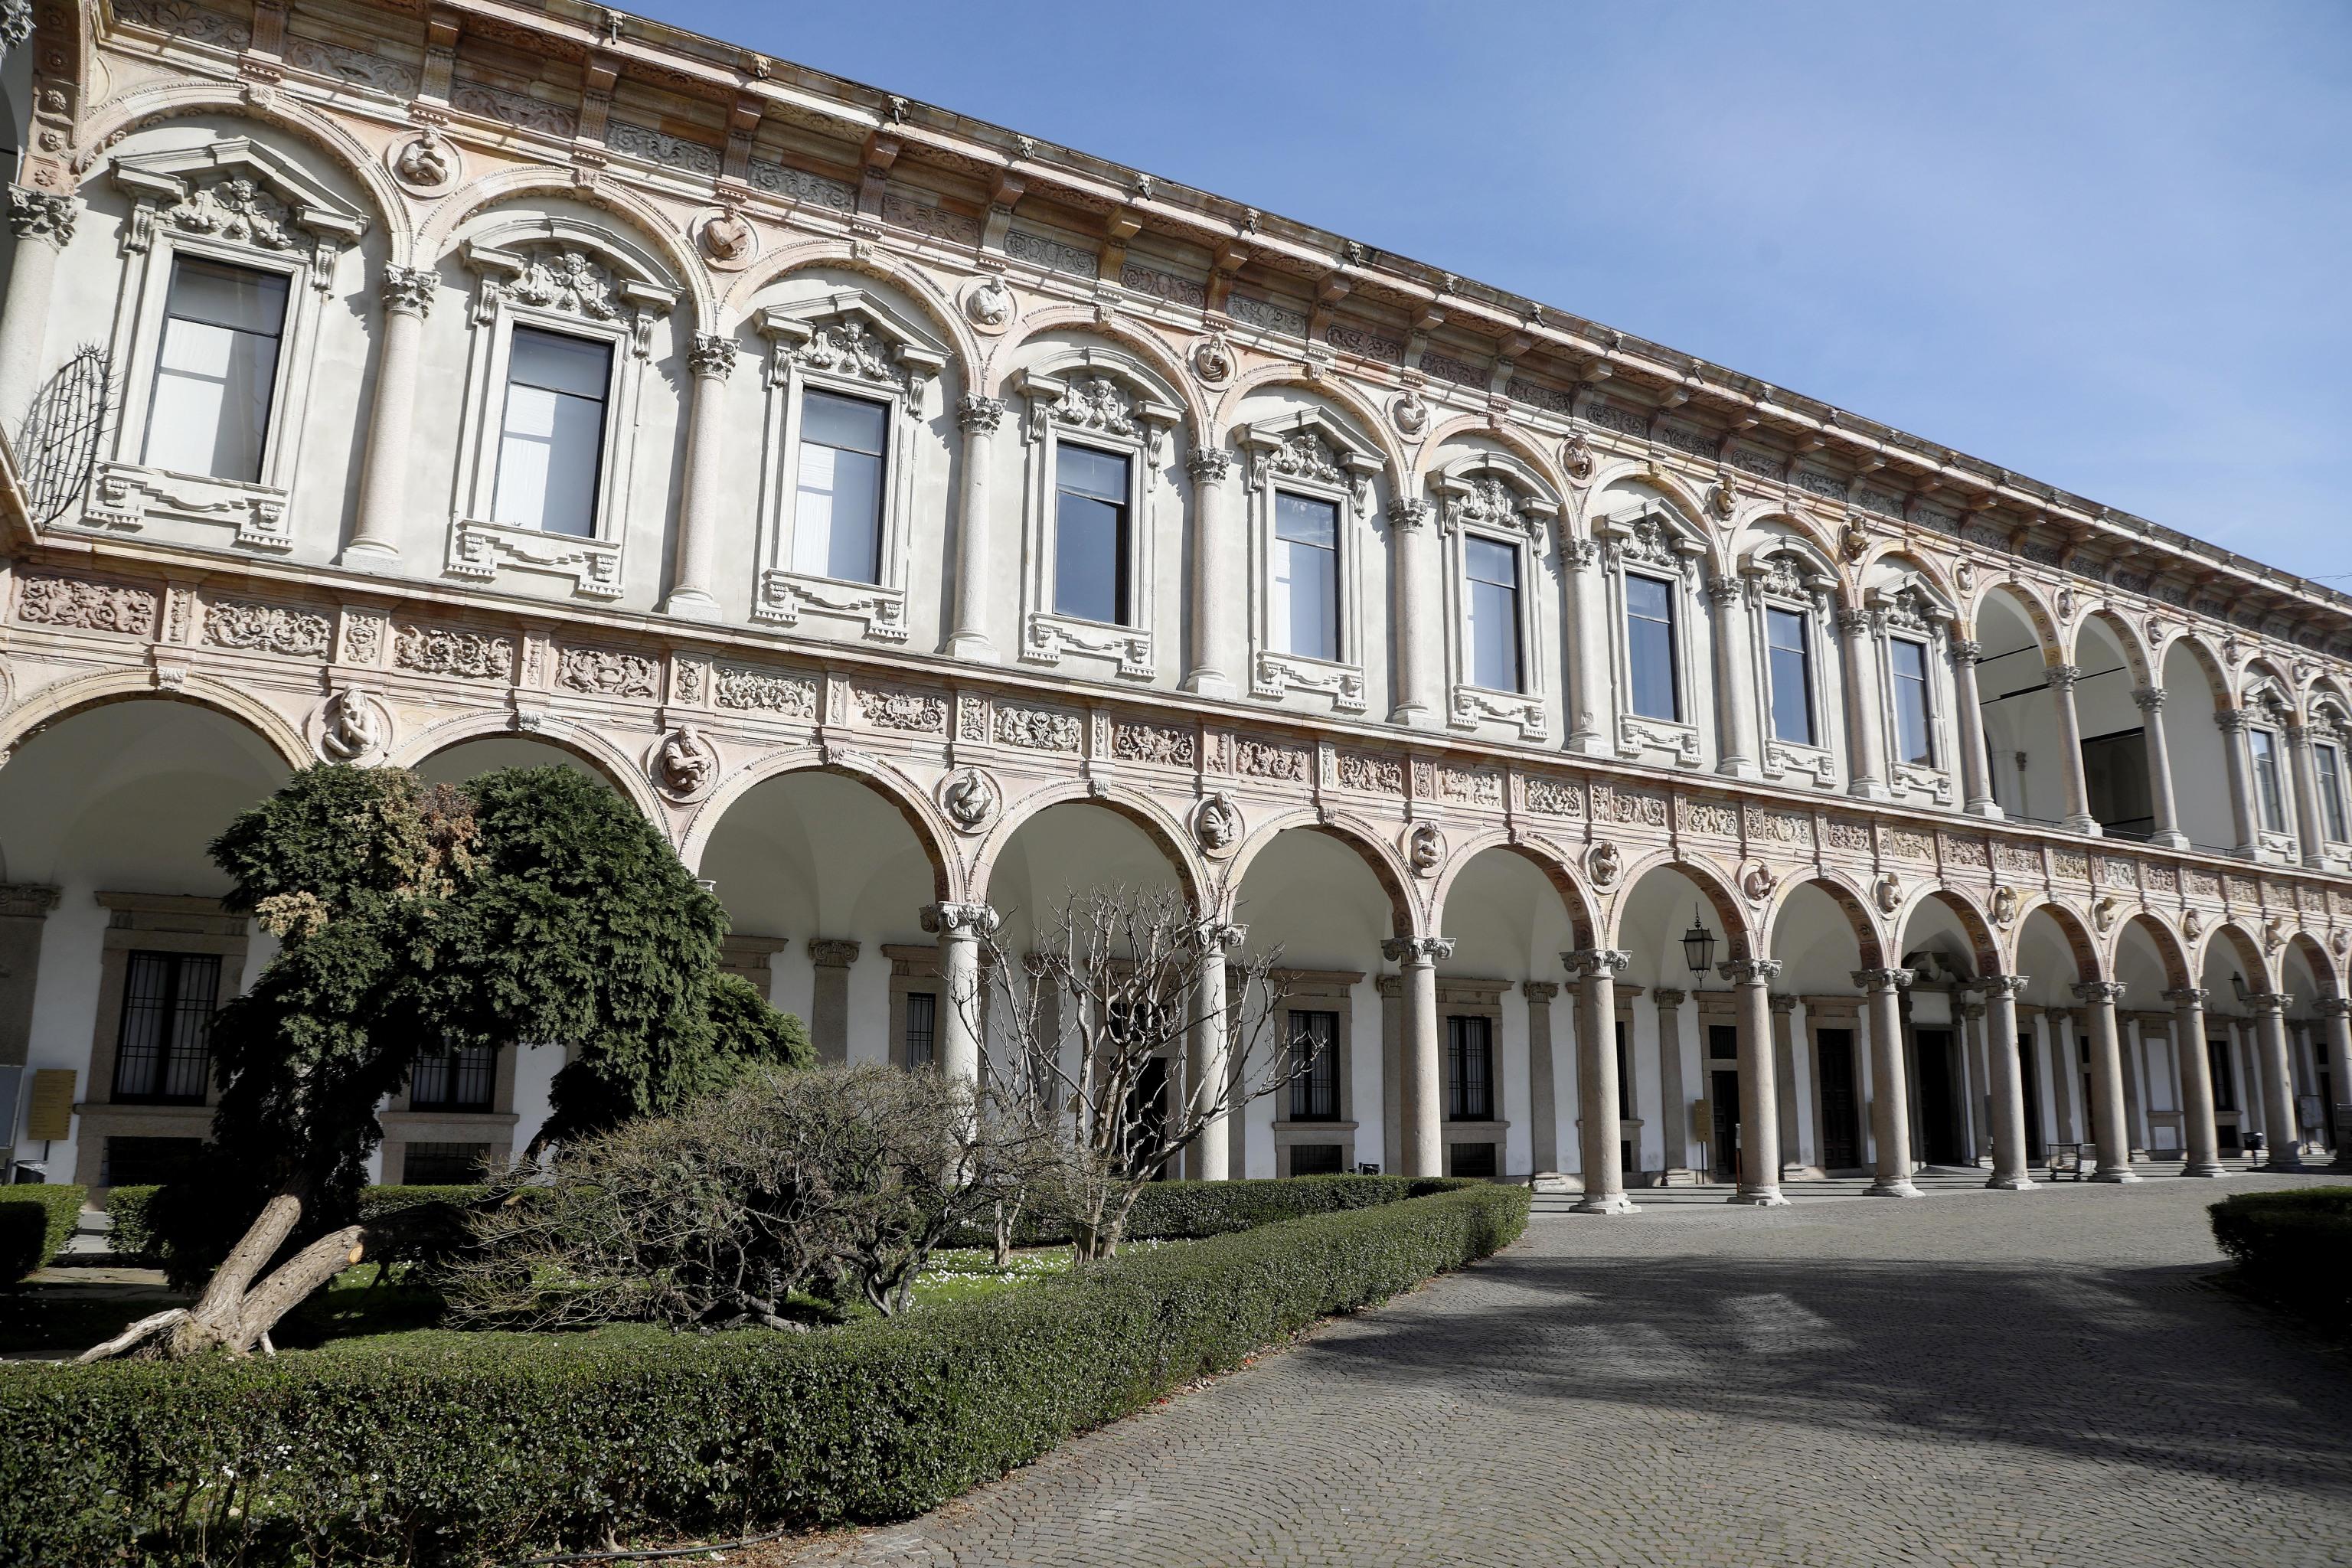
[2209,1185,2352,1314]
[0,1183,1526,1567]
[2,1184,88,1283]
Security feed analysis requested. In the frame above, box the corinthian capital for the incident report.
[686,332,738,380]
[1852,967,1914,992]
[956,394,1004,435]
[1382,935,1455,965]
[378,264,437,318]
[1185,446,1234,485]
[1563,948,1632,978]
[1719,958,1783,985]
[2070,979,2128,1006]
[1978,974,2030,1000]
[2044,663,2082,693]
[1387,496,1432,532]
[922,900,1000,937]
[2132,685,2167,713]
[8,185,76,247]
[2161,987,2209,1009]
[1950,637,1983,665]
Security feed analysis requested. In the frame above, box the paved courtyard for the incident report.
[763,1171,2352,1568]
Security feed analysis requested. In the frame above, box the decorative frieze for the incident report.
[201,599,331,658]
[1524,776,1586,818]
[1337,751,1406,795]
[1438,766,1501,806]
[557,648,658,700]
[394,624,513,681]
[15,576,158,637]
[715,668,818,717]
[1112,721,1194,767]
[995,705,1081,752]
[1591,782,1668,828]
[1678,798,1740,838]
[1236,739,1311,782]
[856,687,948,733]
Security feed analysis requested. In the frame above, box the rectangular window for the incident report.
[1766,606,1815,746]
[1449,1142,1498,1178]
[1289,1142,1344,1176]
[111,952,221,1104]
[1625,573,1680,721]
[1271,491,1339,662]
[403,1142,492,1185]
[1446,1014,1494,1122]
[492,326,612,537]
[410,1040,498,1111]
[1289,1009,1341,1121]
[2251,727,2287,833]
[1464,537,1523,691]
[2318,743,2347,842]
[1053,443,1130,623]
[789,389,889,583]
[903,991,937,1070]
[1890,638,1936,765]
[144,256,289,483]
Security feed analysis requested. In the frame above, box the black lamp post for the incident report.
[1682,906,1717,982]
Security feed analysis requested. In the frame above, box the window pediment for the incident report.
[1017,356,1180,453]
[1744,544,1834,606]
[112,138,368,287]
[1236,410,1380,505]
[757,289,947,400]
[1433,470,1557,545]
[462,234,678,354]
[1869,577,1951,636]
[1597,505,1704,577]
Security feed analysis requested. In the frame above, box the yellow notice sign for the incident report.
[24,1068,76,1141]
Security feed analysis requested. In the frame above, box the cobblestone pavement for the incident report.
[759,1171,2352,1568]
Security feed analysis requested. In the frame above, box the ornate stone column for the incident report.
[2133,688,2190,849]
[1526,981,1562,1176]
[1838,606,1889,801]
[2288,723,2329,867]
[1723,959,1788,1206]
[662,332,737,619]
[1651,986,1688,1175]
[1855,968,1920,1196]
[1707,577,1760,779]
[923,902,997,1086]
[2046,665,2102,835]
[2318,997,2352,1171]
[1978,976,2036,1190]
[1566,949,1636,1213]
[1387,499,1436,727]
[2070,980,2138,1181]
[945,395,1004,661]
[2216,708,2262,858]
[2166,987,2227,1178]
[1187,921,1245,1181]
[343,265,437,569]
[0,187,76,433]
[1951,638,2002,818]
[1181,447,1237,697]
[1563,535,1612,756]
[1384,936,1452,1177]
[2250,990,2305,1170]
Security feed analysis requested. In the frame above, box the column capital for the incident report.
[1184,446,1234,485]
[1835,606,1874,638]
[2314,996,2352,1020]
[1188,919,1247,952]
[1958,1001,1987,1021]
[1383,935,1454,965]
[2246,990,2292,1015]
[2162,987,2210,1008]
[1852,967,1914,992]
[2215,707,2249,734]
[922,900,999,937]
[1563,948,1631,978]
[1769,991,1798,1014]
[1386,496,1432,532]
[7,185,77,247]
[686,332,738,381]
[1978,973,2030,1000]
[1950,637,1983,665]
[1719,958,1783,986]
[0,882,62,918]
[2285,721,2314,746]
[1650,985,1687,1008]
[955,393,1004,434]
[2071,979,2128,1006]
[2045,663,2082,693]
[806,938,861,969]
[1523,980,1561,1003]
[1702,575,1743,607]
[2132,685,2167,712]
[379,263,438,318]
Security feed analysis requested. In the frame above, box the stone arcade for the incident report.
[1,0,2349,1206]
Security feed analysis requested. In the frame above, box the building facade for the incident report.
[1,0,2350,1205]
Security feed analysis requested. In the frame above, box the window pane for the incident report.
[113,952,215,1105]
[801,389,887,456]
[144,259,287,482]
[1468,573,1521,691]
[792,415,886,583]
[1447,1015,1493,1121]
[1766,607,1815,746]
[1289,1010,1339,1121]
[2252,730,2285,831]
[1054,486,1127,622]
[493,328,609,537]
[1272,492,1339,661]
[1057,443,1128,504]
[2318,745,2347,841]
[904,991,937,1070]
[1625,574,1678,721]
[1891,639,1934,765]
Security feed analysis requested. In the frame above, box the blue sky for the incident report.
[632,1,2350,583]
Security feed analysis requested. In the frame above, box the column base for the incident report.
[1865,1178,1923,1197]
[1388,701,1432,727]
[2260,1155,2308,1173]
[2062,815,2104,836]
[1571,1192,1639,1215]
[2147,829,2192,850]
[944,632,999,663]
[2182,1161,2231,1178]
[663,587,721,621]
[1715,757,1759,781]
[1846,779,1890,802]
[1986,1173,2039,1191]
[1730,1187,1790,1207]
[338,540,402,572]
[2091,1167,2142,1183]
[1180,669,1234,699]
[1564,731,1612,757]
[1962,799,2006,821]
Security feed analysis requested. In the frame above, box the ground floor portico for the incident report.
[760,1171,2352,1568]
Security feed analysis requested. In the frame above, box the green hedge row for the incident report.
[0,1183,1527,1566]
[102,1184,485,1263]
[2209,1185,2352,1313]
[2,1185,87,1283]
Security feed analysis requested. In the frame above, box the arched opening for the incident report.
[1767,879,1877,1178]
[1230,824,1417,1179]
[414,736,616,792]
[0,699,294,1190]
[1892,891,1995,1171]
[2161,639,2236,853]
[2113,916,2192,1165]
[1972,587,2066,828]
[1435,845,1589,1181]
[2198,924,2272,1161]
[2070,615,2153,839]
[2281,935,2337,1156]
[2016,903,2099,1156]
[1612,859,1753,1185]
[695,767,954,1068]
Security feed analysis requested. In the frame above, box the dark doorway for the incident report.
[1817,1028,1860,1170]
[1710,1067,1740,1182]
[2018,1034,2044,1160]
[1915,1027,1966,1165]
